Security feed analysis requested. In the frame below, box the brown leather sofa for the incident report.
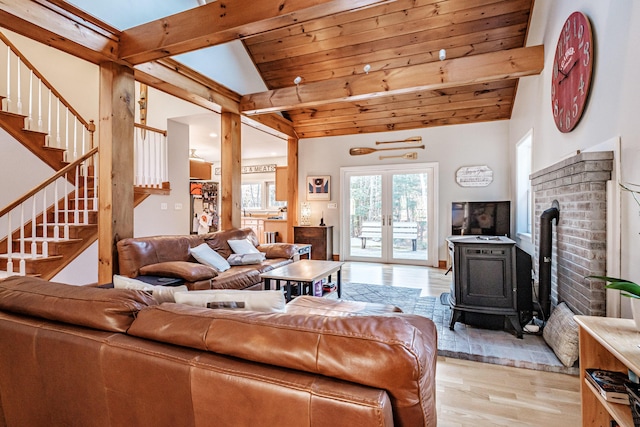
[0,276,437,427]
[117,228,297,290]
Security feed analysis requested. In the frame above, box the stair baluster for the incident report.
[5,45,10,111]
[42,189,48,257]
[6,212,13,275]
[31,195,37,258]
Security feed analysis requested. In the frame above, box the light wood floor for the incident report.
[341,262,582,427]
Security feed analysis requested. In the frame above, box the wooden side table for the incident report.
[293,226,333,260]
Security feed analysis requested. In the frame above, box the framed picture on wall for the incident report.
[307,175,330,201]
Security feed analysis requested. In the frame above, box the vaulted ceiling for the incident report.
[242,0,538,138]
[0,0,542,140]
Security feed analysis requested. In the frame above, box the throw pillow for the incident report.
[227,238,260,255]
[543,302,579,367]
[190,243,230,272]
[228,252,266,266]
[140,261,218,281]
[113,275,188,304]
[174,290,285,313]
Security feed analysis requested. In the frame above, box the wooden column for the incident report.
[286,137,299,240]
[98,62,134,284]
[220,111,241,230]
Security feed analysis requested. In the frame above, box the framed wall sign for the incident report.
[456,165,493,187]
[307,175,331,200]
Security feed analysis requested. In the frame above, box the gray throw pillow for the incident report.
[543,302,579,367]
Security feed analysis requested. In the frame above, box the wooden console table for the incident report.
[575,315,640,426]
[293,226,333,260]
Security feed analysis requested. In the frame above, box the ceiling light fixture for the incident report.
[189,148,205,163]
[209,132,218,138]
[293,76,302,86]
[363,64,371,74]
[439,49,446,61]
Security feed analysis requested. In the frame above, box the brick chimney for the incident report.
[530,151,614,316]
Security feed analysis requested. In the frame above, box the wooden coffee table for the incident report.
[261,260,344,302]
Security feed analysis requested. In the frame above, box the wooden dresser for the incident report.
[293,226,333,260]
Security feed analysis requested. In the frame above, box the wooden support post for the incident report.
[286,137,298,240]
[98,62,134,285]
[220,111,241,230]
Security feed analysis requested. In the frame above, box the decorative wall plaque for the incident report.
[215,164,276,175]
[455,165,493,187]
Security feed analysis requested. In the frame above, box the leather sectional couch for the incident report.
[117,228,297,290]
[0,276,438,426]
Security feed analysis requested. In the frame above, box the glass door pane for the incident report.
[391,172,429,262]
[348,174,382,260]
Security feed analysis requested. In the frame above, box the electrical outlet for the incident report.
[160,203,168,210]
[174,203,183,210]
[328,203,337,209]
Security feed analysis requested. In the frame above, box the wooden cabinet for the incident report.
[190,160,212,180]
[294,226,333,260]
[275,166,287,201]
[575,316,640,427]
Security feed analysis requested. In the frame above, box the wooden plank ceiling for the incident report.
[242,0,535,138]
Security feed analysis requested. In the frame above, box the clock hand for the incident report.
[558,60,578,84]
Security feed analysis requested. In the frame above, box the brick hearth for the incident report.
[531,151,614,316]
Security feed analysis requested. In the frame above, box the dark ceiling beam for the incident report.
[119,0,397,65]
[240,45,544,114]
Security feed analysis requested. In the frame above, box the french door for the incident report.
[340,163,438,266]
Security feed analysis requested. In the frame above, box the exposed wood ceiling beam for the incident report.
[134,59,295,138]
[134,59,239,114]
[119,0,397,65]
[245,114,297,139]
[240,45,543,115]
[0,0,119,64]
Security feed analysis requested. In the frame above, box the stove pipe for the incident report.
[538,202,559,321]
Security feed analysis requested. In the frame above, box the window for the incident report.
[516,130,533,236]
[267,182,286,210]
[241,183,262,209]
[242,181,287,211]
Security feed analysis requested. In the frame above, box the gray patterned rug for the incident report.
[327,283,578,375]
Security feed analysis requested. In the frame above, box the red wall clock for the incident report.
[551,11,594,133]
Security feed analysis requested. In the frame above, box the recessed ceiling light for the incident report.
[209,132,218,138]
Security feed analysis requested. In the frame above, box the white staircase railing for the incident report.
[0,31,95,162]
[0,148,99,277]
[134,123,169,189]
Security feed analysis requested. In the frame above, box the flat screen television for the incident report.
[451,201,511,237]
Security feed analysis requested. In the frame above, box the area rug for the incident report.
[327,282,578,375]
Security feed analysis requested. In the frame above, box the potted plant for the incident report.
[589,275,640,329]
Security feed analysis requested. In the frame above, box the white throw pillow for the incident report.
[113,274,155,291]
[190,243,230,272]
[113,275,188,304]
[228,252,266,265]
[227,238,260,255]
[174,290,285,313]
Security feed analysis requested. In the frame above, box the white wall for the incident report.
[509,0,640,315]
[299,121,511,261]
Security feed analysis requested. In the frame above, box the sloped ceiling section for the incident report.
[241,0,538,138]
